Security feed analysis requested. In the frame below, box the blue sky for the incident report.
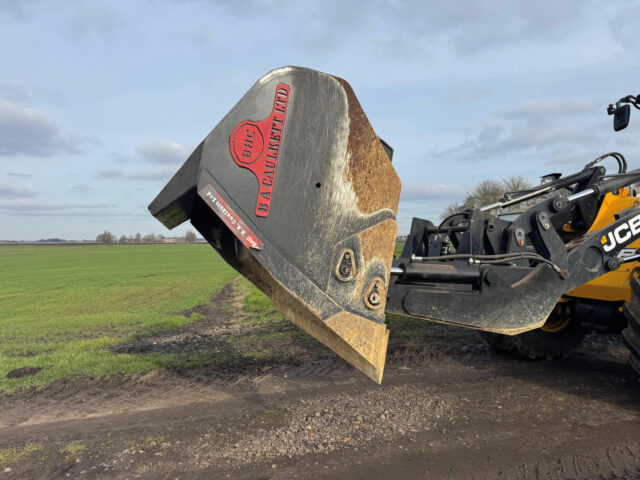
[1,0,639,240]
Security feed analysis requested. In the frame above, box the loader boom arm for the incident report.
[388,169,640,333]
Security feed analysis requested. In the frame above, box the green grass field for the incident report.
[0,242,409,392]
[0,244,239,392]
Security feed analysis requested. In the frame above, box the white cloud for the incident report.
[63,3,123,41]
[72,184,92,192]
[96,165,176,182]
[7,171,32,179]
[436,96,606,163]
[0,83,28,103]
[95,141,187,183]
[0,183,35,198]
[0,98,81,157]
[609,3,640,54]
[96,169,125,179]
[208,0,598,56]
[136,139,190,165]
[401,182,466,201]
[502,98,599,120]
[0,0,44,20]
[0,199,112,213]
[129,167,177,181]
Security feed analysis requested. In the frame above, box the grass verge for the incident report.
[0,244,237,392]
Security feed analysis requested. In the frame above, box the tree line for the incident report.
[96,230,198,244]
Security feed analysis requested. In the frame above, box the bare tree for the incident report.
[119,235,128,244]
[442,176,533,220]
[442,202,464,219]
[134,233,141,243]
[184,230,197,243]
[470,180,504,207]
[503,175,532,193]
[142,233,157,243]
[96,230,115,244]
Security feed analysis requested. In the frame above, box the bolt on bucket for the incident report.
[149,67,401,383]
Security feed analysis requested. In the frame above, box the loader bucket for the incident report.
[149,67,401,383]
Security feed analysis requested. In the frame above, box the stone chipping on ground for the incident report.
[184,385,457,465]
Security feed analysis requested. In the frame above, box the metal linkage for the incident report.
[480,185,553,212]
[407,252,567,278]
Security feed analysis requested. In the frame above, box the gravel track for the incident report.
[1,284,639,479]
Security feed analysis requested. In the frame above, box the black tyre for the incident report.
[622,277,640,382]
[480,302,587,360]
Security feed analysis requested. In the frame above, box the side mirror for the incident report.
[613,104,630,131]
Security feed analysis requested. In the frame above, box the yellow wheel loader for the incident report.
[149,67,640,384]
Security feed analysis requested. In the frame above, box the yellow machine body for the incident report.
[566,189,640,303]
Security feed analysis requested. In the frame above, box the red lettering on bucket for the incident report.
[229,83,290,218]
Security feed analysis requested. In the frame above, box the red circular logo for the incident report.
[231,122,264,165]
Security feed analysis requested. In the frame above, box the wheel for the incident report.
[480,302,587,360]
[622,277,640,382]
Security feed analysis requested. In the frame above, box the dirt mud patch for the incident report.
[110,282,494,382]
[0,282,639,479]
[6,367,42,379]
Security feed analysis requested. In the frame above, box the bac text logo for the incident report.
[229,84,290,218]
